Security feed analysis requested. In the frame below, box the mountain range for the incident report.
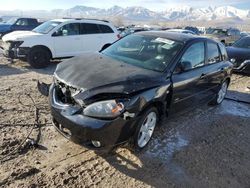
[1,5,250,22]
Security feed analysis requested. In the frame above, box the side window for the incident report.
[98,24,114,33]
[176,42,205,72]
[227,30,233,36]
[207,42,221,64]
[57,23,80,36]
[235,30,240,36]
[81,23,100,34]
[15,19,28,26]
[28,19,37,26]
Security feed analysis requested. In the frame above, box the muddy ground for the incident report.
[0,55,250,188]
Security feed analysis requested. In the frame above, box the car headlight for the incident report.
[8,41,24,49]
[83,100,124,118]
[12,41,24,48]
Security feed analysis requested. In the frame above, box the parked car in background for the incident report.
[226,36,250,74]
[1,18,119,68]
[205,28,241,45]
[0,17,41,38]
[167,29,197,35]
[120,27,149,38]
[240,32,250,38]
[49,31,232,151]
[185,26,200,34]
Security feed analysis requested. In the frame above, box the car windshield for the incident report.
[33,21,61,34]
[232,37,250,49]
[102,34,183,72]
[6,17,18,24]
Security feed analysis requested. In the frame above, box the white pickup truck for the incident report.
[1,18,120,68]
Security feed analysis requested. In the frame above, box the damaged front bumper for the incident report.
[49,83,138,150]
[0,41,29,59]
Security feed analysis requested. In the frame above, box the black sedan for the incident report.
[226,36,250,74]
[49,31,232,151]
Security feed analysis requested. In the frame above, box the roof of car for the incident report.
[136,31,205,43]
[51,18,110,24]
[167,29,191,32]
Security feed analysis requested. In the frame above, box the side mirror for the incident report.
[52,30,62,37]
[179,61,192,72]
[175,61,192,73]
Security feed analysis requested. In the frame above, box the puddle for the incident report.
[217,100,250,118]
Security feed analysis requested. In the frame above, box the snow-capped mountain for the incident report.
[161,6,250,21]
[1,5,250,22]
[57,5,250,21]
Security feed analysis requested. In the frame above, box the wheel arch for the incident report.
[30,45,52,59]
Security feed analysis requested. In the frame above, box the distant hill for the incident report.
[0,5,249,22]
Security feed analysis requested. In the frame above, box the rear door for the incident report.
[80,23,117,51]
[80,23,102,51]
[202,41,227,95]
[170,41,211,114]
[53,23,82,57]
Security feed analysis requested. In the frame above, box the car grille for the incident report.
[54,79,78,105]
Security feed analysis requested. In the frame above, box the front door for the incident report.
[170,41,210,114]
[53,23,82,57]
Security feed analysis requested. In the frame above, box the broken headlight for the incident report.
[6,41,24,49]
[83,100,124,118]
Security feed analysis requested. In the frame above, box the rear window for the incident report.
[98,24,114,33]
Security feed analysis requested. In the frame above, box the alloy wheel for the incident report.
[137,111,157,148]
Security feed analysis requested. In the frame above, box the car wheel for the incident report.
[132,107,159,151]
[211,80,228,105]
[28,47,50,69]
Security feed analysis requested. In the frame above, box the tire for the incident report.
[210,80,229,105]
[131,107,159,151]
[28,47,50,69]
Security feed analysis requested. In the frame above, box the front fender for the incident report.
[126,84,171,116]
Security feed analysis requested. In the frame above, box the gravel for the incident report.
[0,56,250,188]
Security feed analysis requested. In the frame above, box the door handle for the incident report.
[200,73,206,79]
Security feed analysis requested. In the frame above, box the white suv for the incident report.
[1,18,120,68]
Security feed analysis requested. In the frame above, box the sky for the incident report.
[0,0,250,11]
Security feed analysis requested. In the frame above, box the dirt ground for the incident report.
[0,55,250,188]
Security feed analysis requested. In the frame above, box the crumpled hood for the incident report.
[55,52,163,98]
[0,23,11,32]
[2,30,41,41]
